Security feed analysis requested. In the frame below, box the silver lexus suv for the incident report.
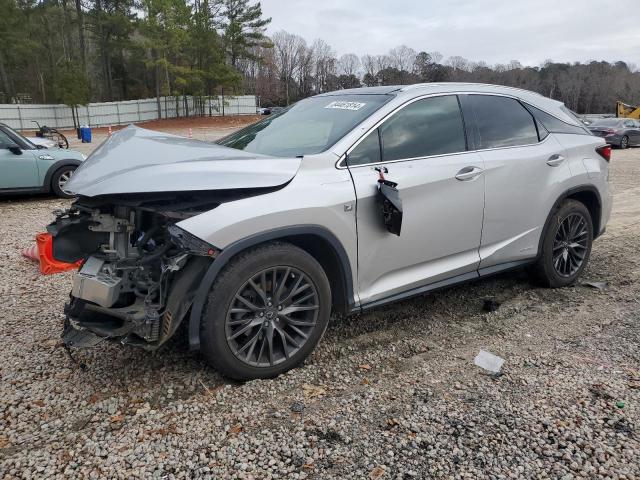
[52,83,612,380]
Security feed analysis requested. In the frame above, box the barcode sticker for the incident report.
[324,101,366,111]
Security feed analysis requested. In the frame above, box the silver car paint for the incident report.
[476,134,573,268]
[177,152,361,301]
[69,83,612,311]
[346,150,486,304]
[66,125,302,196]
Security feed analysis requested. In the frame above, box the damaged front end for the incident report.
[50,198,216,350]
[47,126,302,351]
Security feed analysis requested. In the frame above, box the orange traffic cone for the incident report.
[22,243,39,262]
[35,233,82,275]
[188,128,193,139]
[108,125,113,137]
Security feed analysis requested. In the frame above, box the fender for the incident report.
[43,159,82,191]
[188,225,355,351]
[536,184,602,259]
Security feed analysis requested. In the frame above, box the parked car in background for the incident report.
[259,106,285,115]
[26,136,59,149]
[588,118,640,148]
[0,123,86,198]
[52,83,612,380]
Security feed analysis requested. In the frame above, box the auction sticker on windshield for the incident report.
[324,101,366,111]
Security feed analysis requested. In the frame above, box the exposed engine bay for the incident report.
[49,197,219,350]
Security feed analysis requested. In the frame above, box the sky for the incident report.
[259,0,640,69]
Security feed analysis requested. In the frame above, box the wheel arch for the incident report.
[537,185,602,258]
[187,225,356,351]
[43,159,82,191]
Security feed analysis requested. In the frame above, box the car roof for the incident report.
[317,82,568,122]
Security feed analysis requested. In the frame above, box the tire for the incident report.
[528,200,593,288]
[200,242,332,380]
[620,135,629,149]
[51,166,77,199]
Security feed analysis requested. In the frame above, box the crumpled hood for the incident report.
[66,125,302,197]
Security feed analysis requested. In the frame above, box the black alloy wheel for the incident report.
[200,242,331,380]
[225,266,319,367]
[552,212,589,277]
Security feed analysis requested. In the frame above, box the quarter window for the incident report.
[469,95,539,149]
[526,103,590,136]
[379,95,466,161]
[347,129,381,166]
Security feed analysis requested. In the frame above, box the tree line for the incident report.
[1,0,638,115]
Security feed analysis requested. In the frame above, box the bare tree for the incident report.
[272,30,306,105]
[361,54,377,78]
[447,56,471,71]
[312,38,337,94]
[389,45,416,72]
[375,54,393,72]
[389,45,416,84]
[429,51,443,64]
[338,53,360,77]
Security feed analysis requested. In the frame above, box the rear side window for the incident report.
[526,104,590,136]
[468,95,539,149]
[380,95,466,161]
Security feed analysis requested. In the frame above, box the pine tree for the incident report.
[222,0,271,67]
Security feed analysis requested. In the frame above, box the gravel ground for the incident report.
[1,140,639,479]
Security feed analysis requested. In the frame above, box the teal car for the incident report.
[0,122,85,198]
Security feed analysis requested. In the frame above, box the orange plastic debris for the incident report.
[35,232,82,275]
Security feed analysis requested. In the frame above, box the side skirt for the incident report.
[357,259,534,312]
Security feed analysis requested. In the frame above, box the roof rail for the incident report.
[398,82,543,96]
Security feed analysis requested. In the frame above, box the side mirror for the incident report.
[7,143,22,155]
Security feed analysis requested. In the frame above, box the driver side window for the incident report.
[346,95,467,167]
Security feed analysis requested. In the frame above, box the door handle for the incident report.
[546,154,565,167]
[455,166,484,181]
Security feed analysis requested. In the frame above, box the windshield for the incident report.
[591,119,622,127]
[217,94,393,157]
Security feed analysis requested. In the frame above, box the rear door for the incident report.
[345,94,486,306]
[461,94,573,269]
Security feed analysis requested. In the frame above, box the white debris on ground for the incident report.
[0,140,639,479]
[474,350,505,374]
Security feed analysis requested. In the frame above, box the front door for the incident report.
[0,129,39,189]
[345,95,485,306]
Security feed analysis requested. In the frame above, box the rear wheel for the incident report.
[200,242,331,380]
[620,135,629,149]
[51,166,77,199]
[528,200,593,288]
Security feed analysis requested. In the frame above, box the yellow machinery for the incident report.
[616,101,640,119]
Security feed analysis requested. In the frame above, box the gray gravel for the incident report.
[1,145,639,479]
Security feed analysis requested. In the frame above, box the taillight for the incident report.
[604,128,615,136]
[596,144,611,162]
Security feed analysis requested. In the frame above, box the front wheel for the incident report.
[528,200,593,288]
[200,242,331,380]
[51,166,77,198]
